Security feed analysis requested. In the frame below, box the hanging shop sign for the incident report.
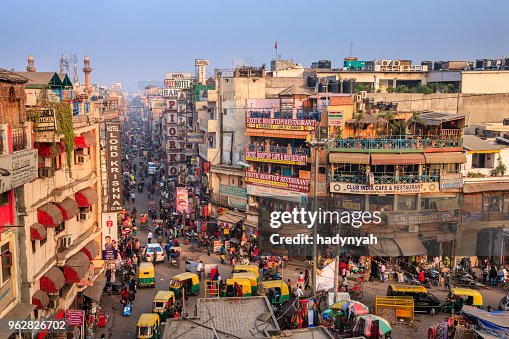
[245,150,307,165]
[102,212,119,260]
[330,182,439,195]
[0,149,38,194]
[187,132,204,144]
[386,210,458,225]
[105,123,123,211]
[65,310,85,326]
[246,117,317,131]
[245,171,310,193]
[32,108,57,131]
[328,111,344,126]
[177,91,187,101]
[335,195,365,211]
[440,173,464,190]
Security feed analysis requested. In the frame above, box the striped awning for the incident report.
[40,267,65,293]
[55,198,79,220]
[81,240,100,261]
[64,252,91,283]
[424,152,466,164]
[37,203,64,228]
[75,187,98,207]
[30,223,47,241]
[32,290,49,310]
[329,153,370,164]
[371,154,425,165]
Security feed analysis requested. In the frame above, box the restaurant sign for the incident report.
[330,182,439,195]
[0,149,38,194]
[386,210,458,225]
[246,185,307,204]
[246,117,316,131]
[105,123,123,211]
[32,108,57,131]
[245,151,307,165]
[440,173,463,190]
[245,171,310,193]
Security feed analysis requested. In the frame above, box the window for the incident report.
[32,240,36,253]
[0,192,8,207]
[1,243,12,283]
[55,222,65,235]
[40,237,47,246]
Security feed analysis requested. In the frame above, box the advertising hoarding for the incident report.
[101,212,118,260]
[0,149,38,194]
[105,123,123,211]
[176,187,188,213]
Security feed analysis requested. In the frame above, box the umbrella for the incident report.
[330,300,369,315]
[354,314,392,336]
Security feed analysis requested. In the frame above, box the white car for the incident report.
[142,243,164,263]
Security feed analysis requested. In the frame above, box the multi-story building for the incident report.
[13,57,103,323]
[0,69,38,332]
[328,107,466,258]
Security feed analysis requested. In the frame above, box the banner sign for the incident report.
[187,132,204,143]
[102,212,118,260]
[386,210,458,225]
[0,149,38,194]
[440,173,464,189]
[165,79,193,89]
[65,310,85,326]
[245,150,307,165]
[162,88,178,98]
[328,111,344,126]
[176,187,188,213]
[246,117,316,131]
[105,123,123,211]
[195,59,209,66]
[245,171,310,193]
[246,185,306,203]
[330,182,439,195]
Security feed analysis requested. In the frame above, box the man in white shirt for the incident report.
[295,286,304,298]
[197,261,204,280]
[147,231,153,244]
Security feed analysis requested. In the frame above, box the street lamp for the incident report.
[305,138,330,295]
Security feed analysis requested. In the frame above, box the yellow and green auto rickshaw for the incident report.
[136,313,161,339]
[224,278,252,297]
[169,272,200,297]
[260,280,290,305]
[445,288,483,313]
[232,272,258,294]
[232,264,260,282]
[138,262,156,288]
[152,290,175,321]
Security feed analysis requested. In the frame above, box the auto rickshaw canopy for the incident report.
[260,280,289,296]
[450,288,483,306]
[136,313,160,327]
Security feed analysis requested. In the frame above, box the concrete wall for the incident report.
[367,92,509,124]
[265,77,306,98]
[461,71,509,94]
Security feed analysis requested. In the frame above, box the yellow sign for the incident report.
[330,182,439,194]
[244,151,307,165]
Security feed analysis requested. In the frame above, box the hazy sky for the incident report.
[1,0,508,92]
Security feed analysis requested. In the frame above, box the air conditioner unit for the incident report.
[39,167,56,178]
[408,225,419,233]
[59,235,72,249]
[75,154,90,164]
[360,91,367,99]
[392,60,401,67]
[355,95,362,102]
[78,211,92,221]
[381,60,390,66]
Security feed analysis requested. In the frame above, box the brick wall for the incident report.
[0,82,26,127]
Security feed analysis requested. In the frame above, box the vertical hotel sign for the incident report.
[105,123,123,211]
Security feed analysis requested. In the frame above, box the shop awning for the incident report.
[32,290,49,310]
[368,239,401,257]
[74,131,96,149]
[463,182,509,193]
[371,154,425,165]
[463,135,502,154]
[329,153,370,164]
[55,198,79,221]
[81,240,100,261]
[217,213,245,224]
[394,235,427,256]
[40,267,65,293]
[64,252,91,283]
[456,229,478,257]
[37,142,65,157]
[245,128,310,139]
[424,152,466,164]
[435,198,460,211]
[37,203,64,228]
[30,223,47,241]
[75,187,98,207]
[81,274,106,302]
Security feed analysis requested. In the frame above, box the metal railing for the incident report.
[331,135,463,151]
[331,172,440,184]
[246,144,310,156]
[12,127,27,152]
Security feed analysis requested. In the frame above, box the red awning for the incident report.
[37,142,65,158]
[75,187,98,207]
[73,132,96,149]
[32,290,49,310]
[40,267,65,293]
[37,203,64,228]
[81,240,100,260]
[30,223,47,241]
[55,198,79,220]
[74,136,87,149]
[64,252,91,283]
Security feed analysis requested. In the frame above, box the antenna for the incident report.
[59,52,69,75]
[349,42,354,57]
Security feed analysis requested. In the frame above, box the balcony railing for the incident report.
[331,135,463,152]
[331,172,440,184]
[246,144,310,156]
[12,127,27,152]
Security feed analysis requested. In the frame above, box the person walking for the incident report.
[131,191,136,204]
[489,265,498,286]
[147,231,153,244]
[197,261,204,280]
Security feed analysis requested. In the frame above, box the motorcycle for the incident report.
[123,301,132,316]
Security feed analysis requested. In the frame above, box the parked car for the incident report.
[387,284,441,315]
[499,294,509,311]
[142,244,165,263]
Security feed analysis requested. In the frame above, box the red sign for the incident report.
[245,171,310,193]
[66,309,84,326]
[246,117,317,131]
[245,150,307,165]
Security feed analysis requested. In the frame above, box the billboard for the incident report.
[176,187,188,213]
[165,79,193,89]
[101,212,118,260]
[0,149,38,194]
[195,59,209,66]
[105,123,123,211]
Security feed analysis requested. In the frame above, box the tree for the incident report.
[492,156,507,177]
